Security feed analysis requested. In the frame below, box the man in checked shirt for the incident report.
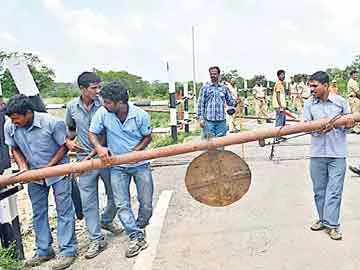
[197,66,241,142]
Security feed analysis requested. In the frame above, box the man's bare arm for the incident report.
[47,144,68,167]
[89,131,110,162]
[133,134,152,151]
[11,147,28,171]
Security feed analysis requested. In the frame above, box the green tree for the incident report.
[220,69,245,88]
[151,80,168,98]
[293,73,309,83]
[95,69,152,98]
[0,51,55,98]
[247,74,267,89]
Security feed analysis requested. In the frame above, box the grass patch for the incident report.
[0,243,24,270]
[149,112,170,128]
[150,128,201,149]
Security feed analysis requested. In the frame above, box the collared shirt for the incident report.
[65,96,102,156]
[272,81,286,108]
[252,85,266,99]
[197,82,237,121]
[89,104,152,168]
[4,112,69,186]
[347,78,359,97]
[297,81,305,95]
[303,94,350,158]
[289,82,298,95]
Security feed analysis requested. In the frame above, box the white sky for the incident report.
[1,0,359,83]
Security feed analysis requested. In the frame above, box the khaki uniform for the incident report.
[289,82,298,104]
[226,83,241,132]
[348,78,360,133]
[328,84,339,95]
[293,82,304,115]
[253,85,268,124]
[294,81,309,116]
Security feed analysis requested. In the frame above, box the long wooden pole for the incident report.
[0,113,359,187]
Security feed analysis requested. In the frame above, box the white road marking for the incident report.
[132,190,173,270]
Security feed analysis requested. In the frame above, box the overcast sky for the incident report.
[1,0,359,83]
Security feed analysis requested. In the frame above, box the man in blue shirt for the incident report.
[304,71,354,241]
[89,81,153,258]
[197,66,240,140]
[4,95,76,270]
[65,72,122,259]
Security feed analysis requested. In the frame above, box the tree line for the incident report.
[1,51,359,100]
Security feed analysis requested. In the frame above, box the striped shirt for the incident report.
[197,82,237,121]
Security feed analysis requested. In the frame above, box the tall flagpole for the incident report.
[192,26,197,115]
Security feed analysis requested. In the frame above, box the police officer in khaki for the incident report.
[348,70,360,134]
[289,77,298,105]
[252,82,270,124]
[225,78,242,132]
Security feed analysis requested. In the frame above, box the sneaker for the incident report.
[25,251,55,267]
[51,256,76,270]
[101,223,124,235]
[85,238,107,259]
[310,220,325,231]
[349,166,360,176]
[326,228,342,240]
[125,239,148,258]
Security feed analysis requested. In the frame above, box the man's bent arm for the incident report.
[47,144,68,167]
[11,147,28,170]
[89,132,102,150]
[133,134,152,151]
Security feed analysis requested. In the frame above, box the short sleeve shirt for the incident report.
[272,81,286,108]
[65,97,102,156]
[4,112,69,186]
[89,104,152,168]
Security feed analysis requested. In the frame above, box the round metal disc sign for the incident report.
[185,150,251,207]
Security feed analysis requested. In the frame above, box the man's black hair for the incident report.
[209,66,221,74]
[277,69,285,77]
[5,94,34,116]
[77,72,101,88]
[100,80,129,103]
[309,71,329,85]
[350,70,357,76]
